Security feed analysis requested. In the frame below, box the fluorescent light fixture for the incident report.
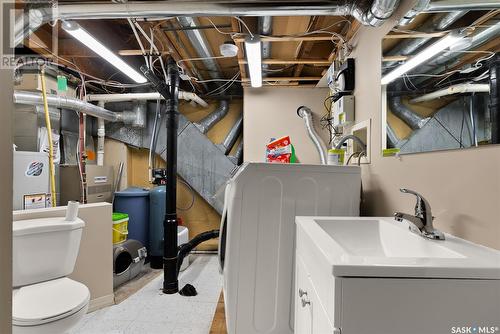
[62,21,147,84]
[244,36,262,88]
[381,32,463,85]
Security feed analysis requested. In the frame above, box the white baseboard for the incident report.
[87,294,115,313]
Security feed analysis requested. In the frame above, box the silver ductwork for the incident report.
[15,1,402,45]
[217,114,243,155]
[177,16,222,82]
[13,90,119,122]
[386,123,400,148]
[398,0,430,26]
[259,17,273,74]
[424,0,500,12]
[228,140,244,165]
[117,101,147,128]
[194,100,230,134]
[389,96,429,130]
[297,106,328,164]
[385,11,467,71]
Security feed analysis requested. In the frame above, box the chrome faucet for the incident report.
[394,188,445,240]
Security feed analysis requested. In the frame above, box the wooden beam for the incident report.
[231,18,247,79]
[242,76,321,82]
[382,55,409,62]
[233,35,337,43]
[293,16,322,77]
[238,58,331,65]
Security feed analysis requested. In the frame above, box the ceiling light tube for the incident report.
[62,21,147,84]
[381,32,463,85]
[245,36,262,88]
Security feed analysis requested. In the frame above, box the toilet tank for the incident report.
[13,217,85,287]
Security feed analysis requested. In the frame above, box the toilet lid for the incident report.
[13,277,90,326]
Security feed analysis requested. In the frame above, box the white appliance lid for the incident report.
[13,277,89,326]
[13,217,84,237]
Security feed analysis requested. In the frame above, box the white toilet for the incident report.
[12,202,90,334]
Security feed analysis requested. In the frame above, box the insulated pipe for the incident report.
[97,102,105,166]
[410,83,490,103]
[14,90,119,121]
[297,106,328,164]
[217,115,243,155]
[194,100,229,134]
[14,1,402,44]
[85,91,208,107]
[389,96,429,130]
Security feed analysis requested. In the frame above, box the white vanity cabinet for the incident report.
[295,216,500,334]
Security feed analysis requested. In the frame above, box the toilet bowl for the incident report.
[12,202,90,334]
[13,278,90,334]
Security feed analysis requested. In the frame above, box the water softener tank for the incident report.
[149,186,166,269]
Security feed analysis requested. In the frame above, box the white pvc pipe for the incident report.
[410,83,490,103]
[85,91,208,107]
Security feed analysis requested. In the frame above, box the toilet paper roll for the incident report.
[65,201,79,221]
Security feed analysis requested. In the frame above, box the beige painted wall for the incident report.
[1,68,13,333]
[350,0,500,250]
[243,87,330,164]
[13,203,114,311]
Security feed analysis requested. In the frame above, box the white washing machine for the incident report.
[218,163,361,334]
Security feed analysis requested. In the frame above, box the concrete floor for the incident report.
[70,255,222,334]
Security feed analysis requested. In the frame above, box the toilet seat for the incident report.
[13,277,90,327]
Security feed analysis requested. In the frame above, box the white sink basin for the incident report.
[296,217,500,279]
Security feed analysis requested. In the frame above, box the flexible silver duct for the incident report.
[398,0,430,26]
[228,140,244,165]
[384,11,467,71]
[297,106,328,164]
[389,96,429,130]
[259,17,273,74]
[217,115,243,155]
[13,90,119,122]
[386,123,400,148]
[15,1,402,45]
[194,100,229,134]
[177,17,222,82]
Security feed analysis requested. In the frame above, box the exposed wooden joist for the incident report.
[293,16,322,77]
[233,35,337,43]
[231,18,247,80]
[242,76,321,82]
[238,58,331,65]
[382,55,409,62]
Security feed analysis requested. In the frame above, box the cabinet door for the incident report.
[295,255,313,334]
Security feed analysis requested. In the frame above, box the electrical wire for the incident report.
[177,179,195,211]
